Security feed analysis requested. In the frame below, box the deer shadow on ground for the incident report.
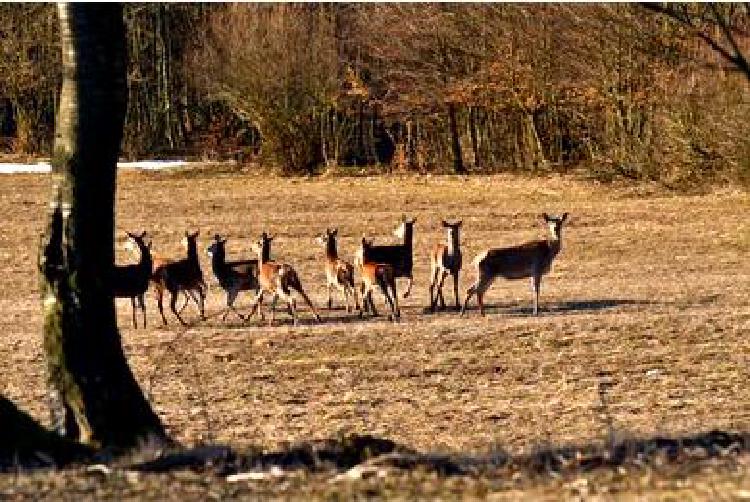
[457,298,659,317]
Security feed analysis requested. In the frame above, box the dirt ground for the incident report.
[0,170,749,499]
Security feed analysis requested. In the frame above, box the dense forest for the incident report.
[0,3,748,183]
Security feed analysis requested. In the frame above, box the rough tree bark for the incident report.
[38,3,167,450]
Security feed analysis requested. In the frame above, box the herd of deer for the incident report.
[113,213,569,328]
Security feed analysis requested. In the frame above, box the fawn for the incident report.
[461,213,568,316]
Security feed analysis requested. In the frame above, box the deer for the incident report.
[248,232,321,325]
[355,216,416,299]
[428,220,463,312]
[461,213,569,317]
[206,234,260,322]
[359,237,400,321]
[315,228,359,313]
[111,231,152,328]
[151,230,207,326]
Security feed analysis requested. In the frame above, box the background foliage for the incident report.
[0,3,748,183]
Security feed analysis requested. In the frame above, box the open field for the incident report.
[1,170,749,498]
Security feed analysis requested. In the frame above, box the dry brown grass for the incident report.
[1,170,749,498]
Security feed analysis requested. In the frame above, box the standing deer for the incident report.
[152,230,207,326]
[359,237,400,321]
[206,234,259,322]
[112,231,152,328]
[355,216,416,298]
[428,220,463,311]
[461,213,569,316]
[316,228,359,313]
[248,232,321,325]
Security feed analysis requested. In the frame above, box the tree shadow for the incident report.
[125,429,748,479]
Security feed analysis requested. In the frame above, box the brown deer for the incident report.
[248,232,321,325]
[355,216,416,298]
[428,220,463,312]
[206,234,259,322]
[316,228,359,313]
[359,237,400,321]
[152,230,207,326]
[461,213,569,317]
[112,231,152,328]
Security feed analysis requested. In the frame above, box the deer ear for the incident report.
[561,212,569,222]
[456,220,463,227]
[441,220,448,227]
[126,231,134,239]
[411,217,417,224]
[332,228,338,235]
[541,213,550,221]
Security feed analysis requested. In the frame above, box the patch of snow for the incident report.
[0,162,51,174]
[118,160,188,170]
[0,159,192,174]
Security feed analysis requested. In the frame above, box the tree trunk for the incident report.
[41,4,167,450]
[468,106,481,169]
[447,103,465,174]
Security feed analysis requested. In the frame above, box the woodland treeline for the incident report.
[0,3,748,182]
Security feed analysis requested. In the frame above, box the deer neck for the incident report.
[259,243,271,265]
[447,233,459,256]
[402,227,414,249]
[325,238,338,261]
[211,247,226,272]
[139,244,153,270]
[547,232,562,256]
[187,242,199,264]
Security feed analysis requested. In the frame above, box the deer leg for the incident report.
[461,283,477,317]
[289,297,298,326]
[293,284,321,322]
[170,290,188,326]
[382,277,400,321]
[359,283,368,318]
[340,284,351,313]
[248,290,265,322]
[428,266,438,311]
[436,271,448,310]
[453,271,460,310]
[139,294,146,328]
[269,293,279,323]
[368,288,379,317]
[177,291,191,315]
[532,275,541,316]
[402,275,413,299]
[379,279,396,321]
[156,287,168,326]
[130,297,137,328]
[327,283,333,310]
[225,287,244,321]
[197,287,206,321]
